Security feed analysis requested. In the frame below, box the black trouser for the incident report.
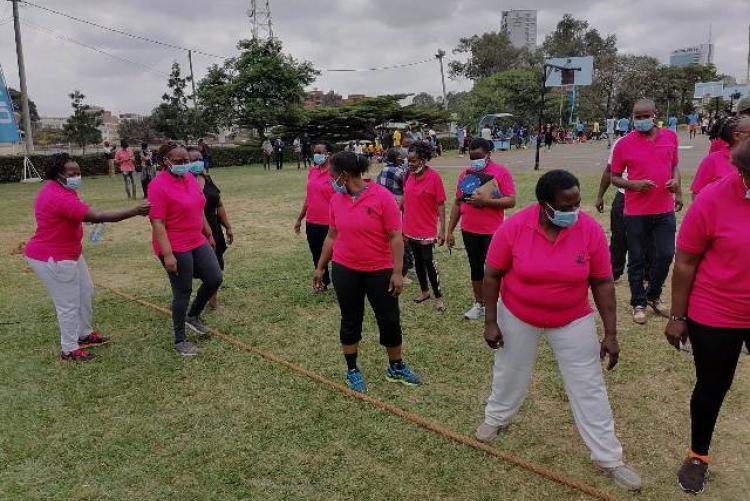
[610,192,651,281]
[624,212,675,307]
[161,243,223,344]
[275,152,283,170]
[688,319,750,455]
[462,231,493,282]
[305,222,330,287]
[331,262,402,347]
[263,154,271,170]
[122,171,137,198]
[403,238,414,277]
[141,178,152,199]
[409,240,441,298]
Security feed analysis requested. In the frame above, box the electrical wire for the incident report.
[19,0,227,59]
[20,19,169,79]
[18,0,434,73]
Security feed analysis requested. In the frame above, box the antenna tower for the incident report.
[248,0,273,40]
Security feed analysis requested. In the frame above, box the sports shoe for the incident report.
[185,316,209,336]
[174,341,199,357]
[345,369,367,393]
[402,276,413,286]
[680,339,693,353]
[633,306,647,324]
[61,349,95,362]
[678,457,708,494]
[464,302,485,320]
[385,362,422,386]
[475,421,507,443]
[648,298,670,318]
[78,332,110,348]
[598,463,642,492]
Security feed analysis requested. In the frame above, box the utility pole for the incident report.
[435,49,448,110]
[10,0,33,153]
[188,49,197,108]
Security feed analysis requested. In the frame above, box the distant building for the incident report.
[38,116,67,130]
[87,106,120,143]
[501,10,537,50]
[118,112,144,122]
[343,94,366,105]
[670,44,714,67]
[304,89,366,108]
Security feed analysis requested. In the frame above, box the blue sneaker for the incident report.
[385,362,422,386]
[346,369,368,393]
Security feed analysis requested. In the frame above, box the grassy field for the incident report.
[1,149,748,501]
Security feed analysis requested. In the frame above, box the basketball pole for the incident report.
[535,63,579,171]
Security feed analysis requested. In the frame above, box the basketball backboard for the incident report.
[544,57,594,87]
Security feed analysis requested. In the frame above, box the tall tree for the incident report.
[151,62,206,141]
[62,90,102,153]
[449,32,525,81]
[8,88,39,131]
[197,38,318,137]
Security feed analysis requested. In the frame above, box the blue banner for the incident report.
[0,65,20,144]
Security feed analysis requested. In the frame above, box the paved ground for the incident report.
[433,132,711,175]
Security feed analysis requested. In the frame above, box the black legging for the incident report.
[688,319,750,455]
[461,231,493,282]
[306,222,330,287]
[160,243,223,344]
[409,240,441,298]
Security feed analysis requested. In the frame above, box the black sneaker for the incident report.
[174,341,199,357]
[185,316,209,336]
[678,457,708,494]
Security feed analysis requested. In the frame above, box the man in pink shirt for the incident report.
[115,140,137,199]
[611,99,682,324]
[475,170,641,492]
[664,140,750,494]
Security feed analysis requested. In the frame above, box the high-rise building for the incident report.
[669,44,714,67]
[501,10,537,50]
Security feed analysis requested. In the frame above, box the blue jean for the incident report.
[624,212,676,307]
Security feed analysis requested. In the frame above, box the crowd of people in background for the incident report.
[22,93,750,496]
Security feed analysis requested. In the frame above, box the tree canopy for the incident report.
[449,32,527,81]
[8,87,39,131]
[62,90,102,152]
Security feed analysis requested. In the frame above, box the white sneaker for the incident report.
[475,421,506,443]
[680,339,693,353]
[402,276,413,286]
[743,342,749,355]
[633,306,647,325]
[464,302,485,320]
[597,463,642,492]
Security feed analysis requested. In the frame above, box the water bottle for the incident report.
[90,223,105,243]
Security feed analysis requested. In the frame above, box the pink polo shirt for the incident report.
[690,149,735,195]
[486,204,612,329]
[115,149,135,172]
[329,181,402,272]
[25,181,90,262]
[403,166,446,240]
[677,173,750,328]
[305,162,335,225]
[611,129,678,216]
[455,159,515,235]
[148,171,207,256]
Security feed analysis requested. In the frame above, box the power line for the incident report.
[21,19,169,78]
[19,0,228,59]
[18,0,435,74]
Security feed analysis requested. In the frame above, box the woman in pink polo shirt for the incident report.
[403,141,447,312]
[691,116,750,197]
[313,152,421,393]
[446,138,515,321]
[295,142,335,291]
[475,170,641,492]
[25,153,149,361]
[114,140,137,199]
[149,142,222,357]
[665,140,750,494]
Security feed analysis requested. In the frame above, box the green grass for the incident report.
[1,155,748,501]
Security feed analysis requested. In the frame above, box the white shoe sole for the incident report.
[185,321,209,336]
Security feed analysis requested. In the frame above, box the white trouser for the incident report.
[484,302,624,468]
[27,256,94,353]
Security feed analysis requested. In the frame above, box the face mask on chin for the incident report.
[331,175,347,194]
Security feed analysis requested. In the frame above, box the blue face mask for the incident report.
[331,175,347,194]
[188,161,205,175]
[63,175,82,191]
[633,118,654,133]
[169,162,191,177]
[546,204,579,228]
[469,158,487,171]
[313,153,327,166]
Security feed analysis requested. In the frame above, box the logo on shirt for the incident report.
[575,254,586,265]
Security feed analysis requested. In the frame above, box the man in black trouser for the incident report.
[305,222,330,288]
[611,99,682,325]
[273,137,284,170]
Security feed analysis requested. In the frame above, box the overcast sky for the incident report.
[0,0,747,117]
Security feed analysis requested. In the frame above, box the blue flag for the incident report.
[0,65,20,144]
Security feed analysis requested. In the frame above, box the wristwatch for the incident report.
[670,315,688,322]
